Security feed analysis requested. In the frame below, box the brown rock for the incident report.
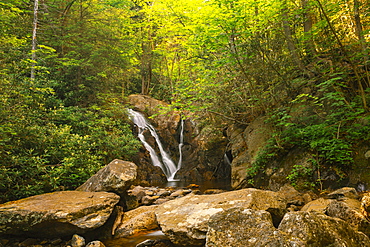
[86,241,106,247]
[76,159,137,193]
[155,188,287,246]
[362,192,370,221]
[0,191,120,238]
[326,198,370,237]
[206,208,290,247]
[278,211,370,247]
[327,187,359,200]
[113,205,159,238]
[301,197,333,213]
[71,234,85,247]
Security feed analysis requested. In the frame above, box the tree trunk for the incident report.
[354,0,369,87]
[281,4,306,73]
[301,0,316,59]
[31,0,39,80]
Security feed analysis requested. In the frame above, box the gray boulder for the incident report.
[278,211,370,247]
[0,191,119,238]
[206,208,291,247]
[155,188,287,246]
[76,159,137,193]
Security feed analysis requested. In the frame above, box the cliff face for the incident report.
[226,116,370,192]
[127,94,370,191]
[127,94,229,184]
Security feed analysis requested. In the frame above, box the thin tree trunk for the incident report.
[31,0,39,80]
[281,5,306,73]
[301,0,316,59]
[315,0,367,109]
[354,0,369,87]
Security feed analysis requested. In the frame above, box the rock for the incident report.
[277,184,305,207]
[86,241,106,247]
[142,196,157,205]
[301,197,332,213]
[155,188,287,246]
[361,192,370,221]
[114,205,159,238]
[326,198,370,236]
[19,238,39,247]
[71,234,85,247]
[206,208,290,247]
[203,189,225,195]
[278,211,370,247]
[327,187,359,199]
[76,159,137,193]
[0,191,120,238]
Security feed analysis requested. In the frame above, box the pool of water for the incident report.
[160,178,231,192]
[103,230,168,247]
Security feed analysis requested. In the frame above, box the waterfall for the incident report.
[177,118,184,171]
[128,109,180,181]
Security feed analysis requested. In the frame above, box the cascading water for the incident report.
[128,109,181,181]
[177,118,184,171]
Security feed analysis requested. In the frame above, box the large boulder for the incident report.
[76,159,137,193]
[301,188,370,237]
[113,205,159,238]
[206,208,290,247]
[0,191,120,238]
[278,211,370,247]
[155,188,287,246]
[326,198,370,237]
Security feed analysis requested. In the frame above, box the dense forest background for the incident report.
[1,0,369,203]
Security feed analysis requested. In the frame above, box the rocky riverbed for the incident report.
[1,159,370,247]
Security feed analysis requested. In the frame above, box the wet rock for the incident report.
[71,234,85,247]
[278,211,370,247]
[136,239,174,247]
[19,238,38,247]
[76,159,137,193]
[206,208,290,247]
[114,205,159,238]
[0,191,120,238]
[86,241,106,247]
[155,188,287,246]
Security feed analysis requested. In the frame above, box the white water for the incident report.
[128,109,181,181]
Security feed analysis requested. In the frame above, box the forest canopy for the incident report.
[1,0,369,201]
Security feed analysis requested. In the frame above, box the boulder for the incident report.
[155,188,287,246]
[113,205,159,238]
[362,192,370,221]
[326,198,370,237]
[76,159,137,193]
[278,211,370,247]
[327,187,360,199]
[206,208,290,247]
[300,197,332,213]
[0,191,120,238]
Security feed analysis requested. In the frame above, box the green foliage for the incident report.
[247,73,370,189]
[0,75,141,203]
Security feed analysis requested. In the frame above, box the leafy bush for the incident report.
[0,78,141,203]
[247,74,370,190]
